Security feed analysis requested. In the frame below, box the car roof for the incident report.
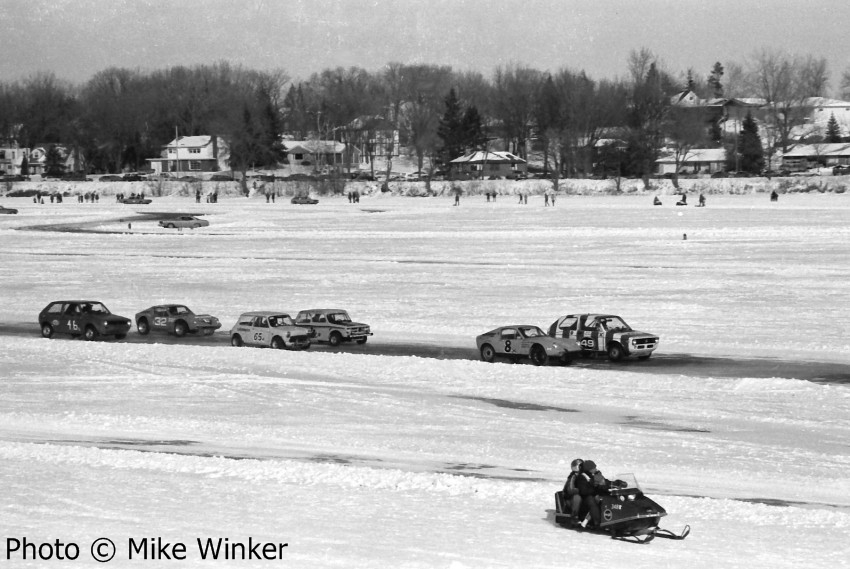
[45,300,104,304]
[297,308,347,314]
[238,310,294,317]
[147,304,190,309]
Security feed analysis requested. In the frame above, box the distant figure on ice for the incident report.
[653,196,662,206]
[676,193,687,206]
[697,193,706,207]
[544,193,550,206]
[770,190,779,202]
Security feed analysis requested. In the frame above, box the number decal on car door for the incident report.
[253,332,264,342]
[153,317,167,326]
[504,340,512,352]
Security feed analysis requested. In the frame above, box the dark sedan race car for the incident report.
[135,304,221,337]
[38,300,132,341]
[476,325,581,365]
[548,313,659,361]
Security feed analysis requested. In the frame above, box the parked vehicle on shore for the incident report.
[159,216,209,229]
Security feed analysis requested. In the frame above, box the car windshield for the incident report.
[519,326,546,338]
[84,303,110,314]
[327,312,351,324]
[600,317,630,331]
[269,315,294,327]
[172,306,191,315]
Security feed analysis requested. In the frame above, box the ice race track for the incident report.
[1,191,849,568]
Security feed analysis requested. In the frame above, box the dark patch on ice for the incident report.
[621,415,710,433]
[452,395,578,413]
[436,470,548,482]
[306,454,354,465]
[99,438,199,447]
[359,209,386,213]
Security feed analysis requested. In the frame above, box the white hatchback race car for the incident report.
[230,311,313,350]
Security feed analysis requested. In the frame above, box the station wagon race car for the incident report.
[135,304,221,337]
[294,309,372,347]
[159,216,209,229]
[476,325,581,365]
[291,195,319,204]
[230,311,312,350]
[38,300,132,341]
[548,313,659,361]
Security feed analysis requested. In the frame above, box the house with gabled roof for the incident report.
[656,148,726,175]
[282,140,360,170]
[147,135,229,175]
[449,150,527,177]
[782,142,850,169]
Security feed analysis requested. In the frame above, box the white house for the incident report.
[147,135,229,175]
[27,144,85,175]
[782,142,850,169]
[0,144,29,176]
[282,140,360,170]
[449,150,527,177]
[656,148,726,175]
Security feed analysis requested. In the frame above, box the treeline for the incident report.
[0,48,839,183]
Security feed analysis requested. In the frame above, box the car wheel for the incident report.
[638,354,652,360]
[167,223,175,229]
[41,323,54,339]
[607,343,626,362]
[173,321,187,337]
[231,334,243,347]
[480,344,496,363]
[271,336,285,350]
[356,337,367,344]
[328,331,343,347]
[84,326,98,341]
[530,344,549,366]
[137,318,150,335]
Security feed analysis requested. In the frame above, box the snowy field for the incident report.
[1,192,849,567]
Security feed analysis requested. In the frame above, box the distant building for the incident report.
[0,143,28,176]
[449,150,527,177]
[27,144,85,175]
[782,142,850,169]
[147,135,229,175]
[656,148,727,175]
[282,140,360,170]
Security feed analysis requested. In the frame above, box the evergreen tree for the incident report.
[707,62,724,98]
[45,145,64,176]
[826,112,842,143]
[437,88,465,162]
[460,105,486,151]
[738,111,764,173]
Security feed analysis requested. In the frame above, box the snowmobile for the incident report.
[553,474,690,544]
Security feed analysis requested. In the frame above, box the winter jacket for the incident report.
[563,472,579,496]
[576,471,611,497]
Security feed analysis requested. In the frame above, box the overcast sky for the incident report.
[2,0,849,92]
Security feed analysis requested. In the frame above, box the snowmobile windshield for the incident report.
[612,473,639,490]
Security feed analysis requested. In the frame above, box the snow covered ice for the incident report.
[1,191,849,567]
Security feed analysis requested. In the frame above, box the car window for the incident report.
[500,329,517,339]
[558,316,578,331]
[296,313,311,324]
[238,316,253,326]
[155,308,168,317]
[270,315,294,327]
[65,303,81,315]
[174,306,190,315]
[45,303,65,314]
[328,312,351,323]
[520,326,544,338]
[313,314,326,323]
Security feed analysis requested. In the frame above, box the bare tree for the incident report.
[492,64,543,158]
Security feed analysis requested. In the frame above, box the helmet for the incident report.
[570,458,583,472]
[582,460,597,473]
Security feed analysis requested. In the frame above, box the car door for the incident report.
[311,313,329,341]
[44,302,69,334]
[151,307,170,333]
[576,316,598,352]
[61,303,84,336]
[498,328,519,356]
[248,316,271,346]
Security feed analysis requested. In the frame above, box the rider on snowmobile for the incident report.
[562,459,584,522]
[576,460,613,528]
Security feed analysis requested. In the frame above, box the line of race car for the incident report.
[37,301,659,363]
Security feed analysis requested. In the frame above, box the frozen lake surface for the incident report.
[1,193,849,567]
